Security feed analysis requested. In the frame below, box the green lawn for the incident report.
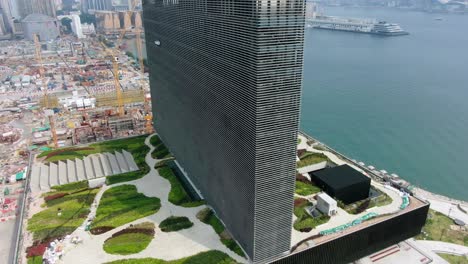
[293,198,330,232]
[104,233,153,255]
[105,250,238,264]
[38,135,147,162]
[27,256,43,264]
[297,152,329,168]
[369,190,393,208]
[150,135,172,160]
[46,181,89,195]
[295,181,321,196]
[157,166,205,208]
[28,188,99,242]
[438,253,468,264]
[415,209,468,246]
[91,185,161,232]
[37,136,151,185]
[313,145,328,151]
[159,216,194,232]
[197,208,245,257]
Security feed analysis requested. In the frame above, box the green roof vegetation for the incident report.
[295,180,321,196]
[196,208,245,258]
[38,135,147,162]
[91,185,161,232]
[293,198,330,232]
[27,256,43,264]
[157,166,205,208]
[342,190,392,215]
[102,222,155,255]
[150,135,173,160]
[36,136,150,185]
[297,152,329,168]
[438,253,468,264]
[104,233,153,255]
[159,216,194,232]
[47,180,88,194]
[415,209,468,246]
[105,250,239,264]
[313,145,328,151]
[28,187,99,242]
[103,233,153,255]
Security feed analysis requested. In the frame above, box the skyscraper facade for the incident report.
[143,0,305,262]
[81,0,112,13]
[18,0,57,18]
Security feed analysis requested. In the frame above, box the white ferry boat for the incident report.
[370,21,409,36]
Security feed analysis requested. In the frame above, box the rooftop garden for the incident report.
[150,134,173,160]
[103,222,155,255]
[297,152,329,168]
[36,135,151,185]
[196,208,245,258]
[295,174,321,196]
[90,185,161,234]
[341,188,392,215]
[27,184,99,259]
[159,216,194,232]
[157,165,205,208]
[293,198,330,232]
[105,250,239,264]
[295,181,321,196]
[415,209,468,246]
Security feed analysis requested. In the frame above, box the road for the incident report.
[0,219,16,264]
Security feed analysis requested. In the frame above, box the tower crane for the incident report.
[35,34,58,147]
[131,0,153,134]
[34,34,49,108]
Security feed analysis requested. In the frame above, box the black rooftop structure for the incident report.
[311,164,371,204]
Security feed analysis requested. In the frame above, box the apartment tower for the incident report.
[143,0,306,262]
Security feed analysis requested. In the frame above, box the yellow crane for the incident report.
[35,34,58,147]
[131,0,153,134]
[34,34,48,108]
[99,0,151,129]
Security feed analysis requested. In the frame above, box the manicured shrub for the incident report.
[44,192,66,202]
[26,243,47,258]
[159,216,193,232]
[90,226,114,235]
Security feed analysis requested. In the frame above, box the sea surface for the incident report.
[301,6,468,201]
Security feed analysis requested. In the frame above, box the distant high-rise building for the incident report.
[82,0,112,13]
[18,0,57,18]
[0,0,20,33]
[143,0,305,262]
[70,14,84,38]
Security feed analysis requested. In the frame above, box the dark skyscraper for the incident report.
[143,0,305,262]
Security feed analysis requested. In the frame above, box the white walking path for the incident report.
[60,134,247,264]
[416,240,468,256]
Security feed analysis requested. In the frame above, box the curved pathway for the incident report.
[60,134,246,264]
[416,240,468,256]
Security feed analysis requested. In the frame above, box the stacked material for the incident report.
[30,150,138,192]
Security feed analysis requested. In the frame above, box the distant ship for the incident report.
[435,17,443,21]
[371,21,409,36]
[307,15,409,36]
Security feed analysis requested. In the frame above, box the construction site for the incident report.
[0,7,151,151]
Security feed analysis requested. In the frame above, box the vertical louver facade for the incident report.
[143,0,305,262]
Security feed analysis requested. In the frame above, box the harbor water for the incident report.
[301,6,468,201]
